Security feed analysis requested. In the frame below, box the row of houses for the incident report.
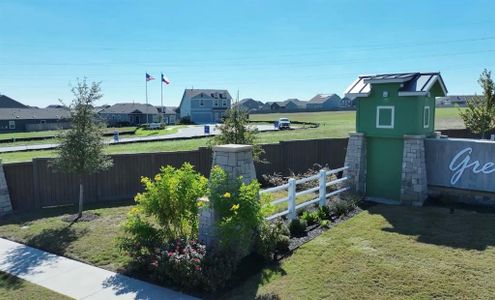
[238,93,355,113]
[0,89,233,132]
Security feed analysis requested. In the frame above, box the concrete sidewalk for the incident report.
[0,238,198,300]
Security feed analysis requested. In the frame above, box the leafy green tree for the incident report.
[210,99,264,160]
[52,79,113,219]
[460,69,495,139]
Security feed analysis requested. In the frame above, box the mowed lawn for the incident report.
[0,271,70,300]
[224,204,495,299]
[0,107,464,164]
[0,202,494,299]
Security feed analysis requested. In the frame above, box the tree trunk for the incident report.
[78,178,84,219]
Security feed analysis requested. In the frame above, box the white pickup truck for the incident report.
[278,118,291,130]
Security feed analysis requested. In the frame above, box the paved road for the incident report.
[0,238,197,299]
[0,124,277,153]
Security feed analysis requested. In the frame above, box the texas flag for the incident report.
[146,73,155,81]
[161,73,170,85]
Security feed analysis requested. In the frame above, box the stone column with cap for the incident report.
[199,144,256,249]
[0,160,13,216]
[343,132,367,194]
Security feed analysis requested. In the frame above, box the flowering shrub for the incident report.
[151,238,206,291]
[208,165,265,255]
[119,163,207,266]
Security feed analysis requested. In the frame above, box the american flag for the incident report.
[146,73,155,81]
[161,73,170,85]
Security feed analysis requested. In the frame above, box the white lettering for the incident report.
[449,147,495,185]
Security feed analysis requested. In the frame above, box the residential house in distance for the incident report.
[157,106,178,124]
[436,95,474,107]
[178,89,232,123]
[0,95,71,132]
[340,96,355,108]
[238,98,263,112]
[98,103,160,126]
[307,94,342,111]
[281,98,307,111]
[260,101,282,112]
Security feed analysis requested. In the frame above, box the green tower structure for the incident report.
[344,72,447,204]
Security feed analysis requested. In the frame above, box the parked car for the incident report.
[278,118,291,130]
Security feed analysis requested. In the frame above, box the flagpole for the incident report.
[145,73,149,124]
[161,73,164,124]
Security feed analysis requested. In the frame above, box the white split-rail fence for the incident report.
[260,166,350,221]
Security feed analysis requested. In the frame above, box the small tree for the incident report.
[210,99,264,160]
[460,69,495,139]
[52,79,113,219]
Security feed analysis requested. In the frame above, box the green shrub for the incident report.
[319,219,331,229]
[119,163,207,264]
[201,249,238,292]
[301,210,320,226]
[317,205,333,220]
[209,165,264,255]
[256,220,291,260]
[289,219,307,237]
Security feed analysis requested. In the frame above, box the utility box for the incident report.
[344,72,447,204]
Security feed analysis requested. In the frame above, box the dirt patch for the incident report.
[61,212,100,223]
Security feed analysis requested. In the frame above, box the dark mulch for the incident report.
[278,206,364,259]
[61,212,99,223]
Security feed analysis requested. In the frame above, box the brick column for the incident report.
[199,144,256,249]
[343,133,367,194]
[400,135,427,206]
[0,160,13,216]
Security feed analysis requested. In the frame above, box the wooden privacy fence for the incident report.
[3,137,348,212]
[262,166,349,221]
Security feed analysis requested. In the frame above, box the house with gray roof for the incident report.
[436,95,474,107]
[0,96,71,132]
[157,106,178,124]
[0,95,27,109]
[281,98,307,110]
[98,103,160,126]
[237,98,264,112]
[307,94,342,111]
[178,89,232,124]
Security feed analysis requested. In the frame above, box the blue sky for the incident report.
[1,0,494,107]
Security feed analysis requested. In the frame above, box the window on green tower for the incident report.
[376,106,394,129]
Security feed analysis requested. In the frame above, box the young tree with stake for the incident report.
[52,79,113,219]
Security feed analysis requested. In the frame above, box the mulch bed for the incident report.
[276,206,364,260]
[61,212,99,223]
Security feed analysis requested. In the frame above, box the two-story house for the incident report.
[178,89,232,124]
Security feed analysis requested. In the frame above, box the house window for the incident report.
[376,106,394,129]
[8,121,15,129]
[200,100,204,106]
[423,106,430,128]
[223,101,227,107]
[214,100,218,106]
[219,94,224,99]
[40,120,46,124]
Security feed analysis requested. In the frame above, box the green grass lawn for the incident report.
[0,108,464,164]
[0,202,133,273]
[0,126,137,140]
[0,271,70,300]
[224,204,495,299]
[0,203,493,299]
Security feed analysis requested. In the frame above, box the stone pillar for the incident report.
[400,135,428,206]
[0,160,13,216]
[211,144,256,184]
[199,144,256,249]
[343,133,367,194]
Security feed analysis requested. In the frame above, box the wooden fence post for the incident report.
[288,178,296,220]
[319,169,326,206]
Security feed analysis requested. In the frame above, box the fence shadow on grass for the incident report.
[367,203,495,251]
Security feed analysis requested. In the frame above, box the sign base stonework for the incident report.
[400,135,428,206]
